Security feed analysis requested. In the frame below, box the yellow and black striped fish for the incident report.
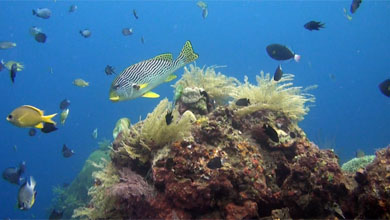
[109,41,198,102]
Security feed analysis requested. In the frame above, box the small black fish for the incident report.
[41,122,58,133]
[28,128,37,137]
[35,32,47,43]
[105,65,116,75]
[207,157,222,169]
[165,111,173,125]
[62,144,74,158]
[59,99,71,110]
[289,132,296,138]
[236,98,250,106]
[379,79,390,97]
[133,9,139,19]
[69,5,77,13]
[49,209,64,220]
[2,161,26,185]
[263,124,279,142]
[10,63,17,83]
[304,21,325,31]
[274,64,283,81]
[266,43,300,62]
[350,0,362,14]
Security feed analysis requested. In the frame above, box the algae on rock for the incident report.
[341,155,376,173]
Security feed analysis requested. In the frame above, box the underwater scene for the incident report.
[1,0,390,219]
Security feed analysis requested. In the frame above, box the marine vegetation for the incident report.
[232,71,316,122]
[341,155,375,173]
[68,65,390,219]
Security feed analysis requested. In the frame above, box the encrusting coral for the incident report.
[68,65,390,219]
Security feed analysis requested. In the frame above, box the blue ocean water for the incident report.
[0,1,389,218]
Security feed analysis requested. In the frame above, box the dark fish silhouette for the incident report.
[59,99,71,110]
[207,157,222,169]
[49,209,64,220]
[105,65,116,75]
[69,5,77,13]
[273,64,283,81]
[165,111,173,125]
[133,9,138,19]
[266,44,301,62]
[0,61,4,72]
[141,36,145,44]
[41,122,58,133]
[28,128,37,136]
[2,161,26,185]
[263,124,279,142]
[62,144,74,158]
[10,63,17,83]
[304,21,325,31]
[379,79,390,97]
[350,0,362,14]
[35,32,47,43]
[235,98,250,106]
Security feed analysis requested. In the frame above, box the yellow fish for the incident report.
[73,78,89,87]
[7,105,57,129]
[3,60,24,71]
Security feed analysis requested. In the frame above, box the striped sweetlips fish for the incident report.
[109,41,199,102]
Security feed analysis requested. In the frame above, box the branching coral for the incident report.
[141,98,196,148]
[173,64,240,105]
[232,71,316,122]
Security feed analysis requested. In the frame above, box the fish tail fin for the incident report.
[32,9,36,15]
[41,113,57,125]
[294,54,301,62]
[176,41,199,65]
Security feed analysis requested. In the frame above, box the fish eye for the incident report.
[7,115,12,119]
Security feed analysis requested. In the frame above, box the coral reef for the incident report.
[341,155,375,173]
[69,65,390,219]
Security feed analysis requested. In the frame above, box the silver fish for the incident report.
[80,29,91,38]
[0,42,16,50]
[109,41,198,102]
[18,176,37,210]
[32,8,51,19]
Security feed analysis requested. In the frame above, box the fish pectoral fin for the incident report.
[142,91,160,98]
[41,113,57,125]
[139,83,148,89]
[154,53,173,61]
[35,123,44,129]
[165,74,177,82]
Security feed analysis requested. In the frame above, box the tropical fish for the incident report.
[18,176,37,210]
[165,111,173,125]
[62,144,74,158]
[0,41,16,50]
[60,109,69,125]
[304,21,325,31]
[263,124,279,142]
[2,161,26,185]
[69,5,77,13]
[207,157,222,169]
[202,8,208,19]
[7,105,57,129]
[28,128,36,136]
[49,209,64,220]
[35,32,47,43]
[59,99,71,110]
[109,40,198,102]
[29,26,42,36]
[73,78,89,87]
[79,29,91,38]
[105,65,116,75]
[350,0,362,13]
[41,122,58,133]
[379,79,390,97]
[266,44,301,62]
[92,128,98,139]
[4,61,24,71]
[122,28,133,36]
[197,1,208,10]
[133,9,138,19]
[273,64,283,81]
[343,8,353,21]
[10,63,17,83]
[33,8,51,19]
[235,98,250,106]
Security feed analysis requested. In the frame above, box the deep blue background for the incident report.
[0,1,389,218]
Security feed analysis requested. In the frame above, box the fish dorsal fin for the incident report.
[142,91,160,98]
[165,74,177,82]
[23,105,44,116]
[154,53,173,61]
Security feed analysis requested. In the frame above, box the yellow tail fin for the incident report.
[179,41,199,64]
[41,113,57,125]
